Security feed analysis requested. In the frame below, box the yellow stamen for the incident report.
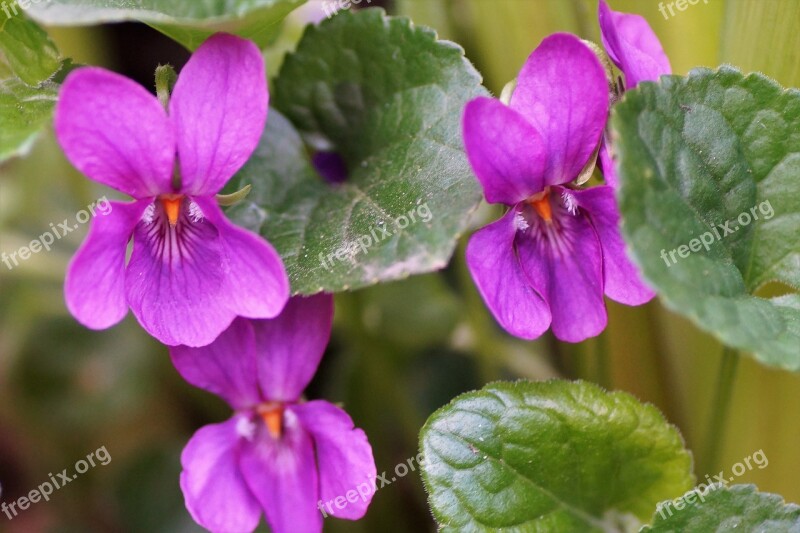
[528,191,552,223]
[160,195,183,226]
[257,404,284,439]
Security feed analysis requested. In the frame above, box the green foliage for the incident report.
[613,67,800,369]
[0,15,65,162]
[419,380,694,532]
[0,14,60,85]
[25,0,305,49]
[227,9,486,294]
[644,484,800,532]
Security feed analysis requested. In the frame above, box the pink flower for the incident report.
[463,34,654,342]
[170,295,376,533]
[55,33,289,347]
[598,0,672,186]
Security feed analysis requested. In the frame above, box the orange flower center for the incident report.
[159,194,183,226]
[527,189,552,223]
[257,403,284,439]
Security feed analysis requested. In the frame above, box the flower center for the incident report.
[526,188,553,223]
[257,402,284,439]
[159,194,184,227]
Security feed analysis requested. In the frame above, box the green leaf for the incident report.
[227,9,485,294]
[612,67,800,369]
[0,15,64,162]
[643,484,800,532]
[26,0,305,50]
[0,15,61,85]
[0,77,59,161]
[419,380,694,532]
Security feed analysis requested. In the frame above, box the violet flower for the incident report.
[55,33,289,347]
[463,33,654,343]
[170,295,376,533]
[598,0,672,186]
[598,0,672,90]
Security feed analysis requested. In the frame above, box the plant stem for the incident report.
[702,346,740,475]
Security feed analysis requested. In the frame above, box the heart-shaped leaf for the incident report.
[612,67,800,369]
[643,484,800,531]
[26,0,305,50]
[419,380,694,532]
[226,9,486,294]
[0,16,65,162]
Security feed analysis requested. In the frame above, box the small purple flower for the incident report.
[55,33,289,347]
[463,33,654,343]
[598,0,672,90]
[170,295,376,533]
[598,0,671,186]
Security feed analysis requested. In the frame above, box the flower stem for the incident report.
[702,346,740,475]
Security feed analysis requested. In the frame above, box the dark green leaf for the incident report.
[26,0,305,50]
[612,67,800,368]
[643,484,800,532]
[227,9,485,294]
[419,380,694,532]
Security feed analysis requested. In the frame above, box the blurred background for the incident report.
[1,0,798,531]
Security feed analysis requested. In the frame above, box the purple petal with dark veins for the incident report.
[466,208,551,339]
[516,188,608,342]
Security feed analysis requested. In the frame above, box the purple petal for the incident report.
[54,68,175,198]
[463,97,548,204]
[195,197,289,321]
[293,401,376,520]
[312,151,348,184]
[171,33,268,195]
[599,140,618,188]
[124,199,233,347]
[572,186,655,305]
[517,190,607,342]
[510,33,608,185]
[239,411,321,533]
[598,0,671,89]
[250,295,334,403]
[180,417,262,533]
[466,209,551,339]
[169,318,261,409]
[64,200,149,330]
